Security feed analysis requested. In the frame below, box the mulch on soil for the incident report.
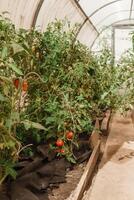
[1,135,91,200]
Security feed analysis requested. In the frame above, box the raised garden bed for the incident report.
[0,17,130,200]
[0,113,111,200]
[0,132,91,200]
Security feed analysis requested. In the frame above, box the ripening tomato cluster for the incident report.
[55,131,74,155]
[13,78,28,92]
[66,131,73,140]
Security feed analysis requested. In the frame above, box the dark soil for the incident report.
[1,135,91,200]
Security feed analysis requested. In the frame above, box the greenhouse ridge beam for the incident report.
[114,24,134,28]
[31,0,44,28]
[129,0,134,19]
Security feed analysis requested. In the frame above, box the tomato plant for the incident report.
[0,17,133,184]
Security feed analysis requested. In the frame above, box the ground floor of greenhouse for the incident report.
[83,112,134,200]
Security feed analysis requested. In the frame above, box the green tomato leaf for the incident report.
[100,92,109,100]
[11,112,20,122]
[0,76,12,83]
[11,43,24,54]
[5,165,17,179]
[22,120,46,130]
[1,46,8,59]
[5,119,12,129]
[0,93,6,101]
[8,63,23,75]
[66,156,76,164]
[6,140,16,148]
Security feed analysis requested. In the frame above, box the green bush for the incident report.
[0,17,133,182]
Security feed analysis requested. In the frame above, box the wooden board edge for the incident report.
[67,140,101,200]
[100,110,112,135]
[89,118,100,149]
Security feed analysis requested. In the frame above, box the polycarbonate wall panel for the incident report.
[96,11,132,29]
[95,12,130,30]
[0,0,40,29]
[79,0,121,16]
[130,9,134,19]
[90,0,131,30]
[77,21,98,47]
[100,12,129,29]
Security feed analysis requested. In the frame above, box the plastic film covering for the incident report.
[79,0,120,16]
[35,0,98,47]
[0,0,40,29]
[77,21,99,47]
[90,0,131,30]
[79,0,134,30]
[130,4,134,18]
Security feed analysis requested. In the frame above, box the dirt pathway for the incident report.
[83,112,134,200]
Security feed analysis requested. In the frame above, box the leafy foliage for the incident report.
[0,17,133,184]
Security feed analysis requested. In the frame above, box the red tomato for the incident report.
[55,149,65,154]
[60,149,65,154]
[56,139,64,147]
[66,131,73,140]
[22,80,28,92]
[13,78,19,89]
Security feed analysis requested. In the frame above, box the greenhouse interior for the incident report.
[0,0,134,200]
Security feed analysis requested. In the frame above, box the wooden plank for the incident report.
[89,118,100,149]
[101,110,111,136]
[67,140,100,200]
[131,108,134,125]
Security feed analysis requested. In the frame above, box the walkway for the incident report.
[84,112,134,200]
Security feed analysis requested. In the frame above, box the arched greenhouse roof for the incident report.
[0,0,134,47]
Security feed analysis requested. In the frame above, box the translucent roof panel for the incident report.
[77,21,99,47]
[79,0,133,31]
[0,0,40,29]
[79,0,119,16]
[90,0,131,29]
[96,11,131,30]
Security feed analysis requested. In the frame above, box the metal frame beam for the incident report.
[114,23,134,28]
[31,0,44,28]
[129,0,134,19]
